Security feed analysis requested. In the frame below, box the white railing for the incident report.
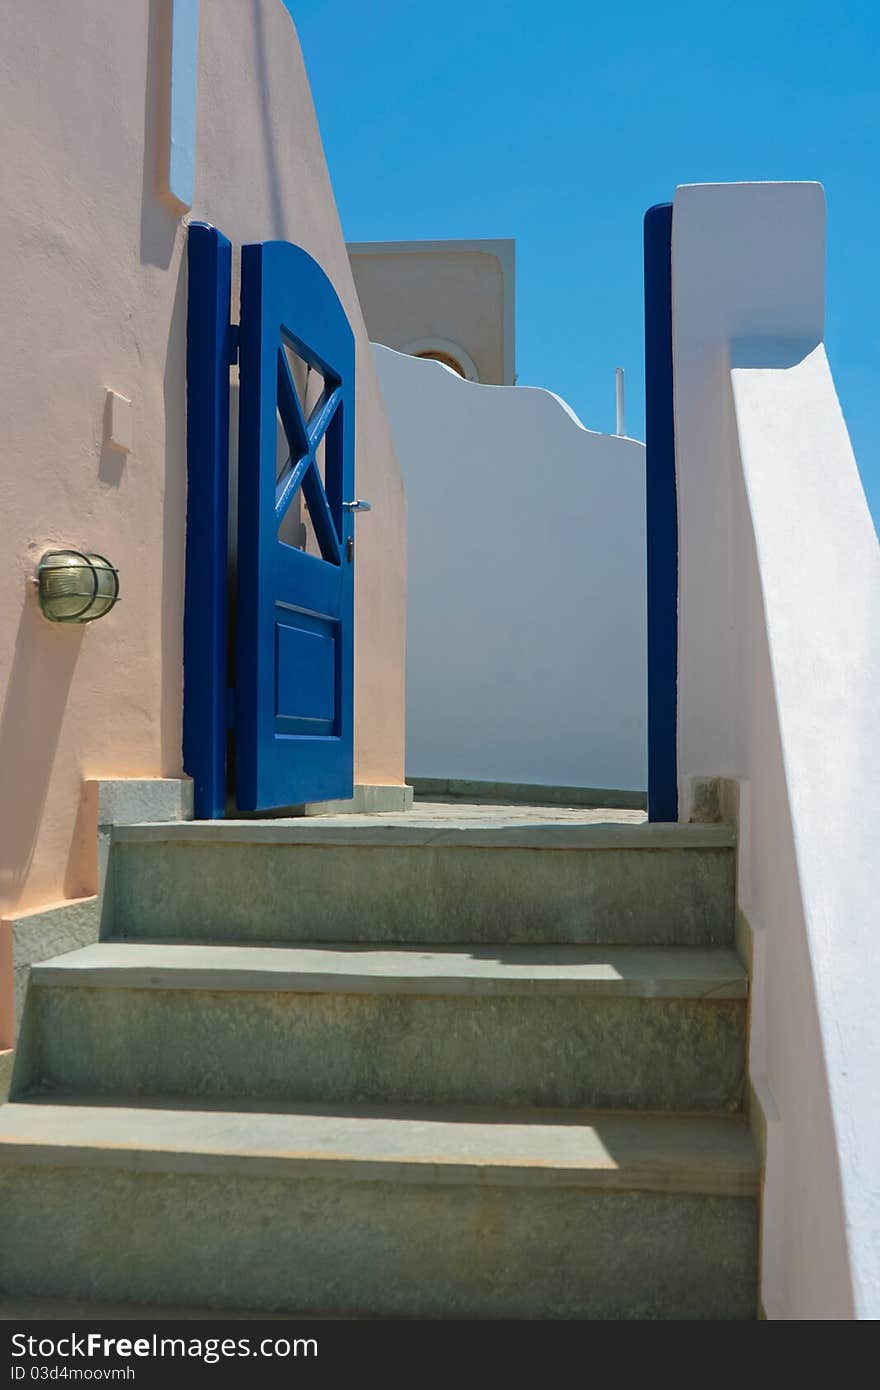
[672,182,880,1319]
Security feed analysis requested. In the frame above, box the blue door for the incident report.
[236,241,355,810]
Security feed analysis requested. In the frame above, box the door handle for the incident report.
[343,499,372,512]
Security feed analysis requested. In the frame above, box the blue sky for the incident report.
[290,0,879,523]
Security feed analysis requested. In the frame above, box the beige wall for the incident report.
[0,0,406,922]
[348,241,515,386]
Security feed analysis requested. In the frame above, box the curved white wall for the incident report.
[374,345,647,792]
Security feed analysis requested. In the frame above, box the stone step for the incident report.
[0,1298,310,1321]
[108,819,736,947]
[15,943,747,1111]
[0,1100,759,1319]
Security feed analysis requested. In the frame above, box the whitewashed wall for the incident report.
[374,345,647,792]
[672,182,880,1319]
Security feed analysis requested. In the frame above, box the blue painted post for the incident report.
[184,222,232,819]
[643,203,679,823]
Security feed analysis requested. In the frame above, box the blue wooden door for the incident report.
[236,241,355,810]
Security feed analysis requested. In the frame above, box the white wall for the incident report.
[672,182,880,1319]
[374,345,647,792]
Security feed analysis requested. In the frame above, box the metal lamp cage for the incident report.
[36,549,120,623]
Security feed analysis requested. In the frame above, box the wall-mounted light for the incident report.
[36,550,120,624]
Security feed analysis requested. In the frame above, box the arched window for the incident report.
[416,349,466,376]
[400,337,480,383]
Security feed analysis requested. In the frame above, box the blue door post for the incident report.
[643,203,679,823]
[184,223,232,819]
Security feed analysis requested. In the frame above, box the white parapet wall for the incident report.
[373,344,647,793]
[672,182,880,1318]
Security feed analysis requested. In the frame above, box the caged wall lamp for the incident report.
[35,549,120,624]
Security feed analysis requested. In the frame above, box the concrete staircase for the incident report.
[0,812,759,1319]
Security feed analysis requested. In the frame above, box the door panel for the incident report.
[236,241,355,810]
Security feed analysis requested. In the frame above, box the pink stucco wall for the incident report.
[0,0,407,925]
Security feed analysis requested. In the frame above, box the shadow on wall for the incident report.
[99,394,127,488]
[0,591,83,914]
[144,0,291,776]
[161,258,189,773]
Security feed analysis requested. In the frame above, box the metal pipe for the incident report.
[615,367,626,436]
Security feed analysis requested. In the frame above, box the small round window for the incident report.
[415,350,466,377]
[402,338,480,382]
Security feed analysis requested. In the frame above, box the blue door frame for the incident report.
[184,223,232,820]
[643,202,679,823]
[187,215,674,820]
[184,224,355,817]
